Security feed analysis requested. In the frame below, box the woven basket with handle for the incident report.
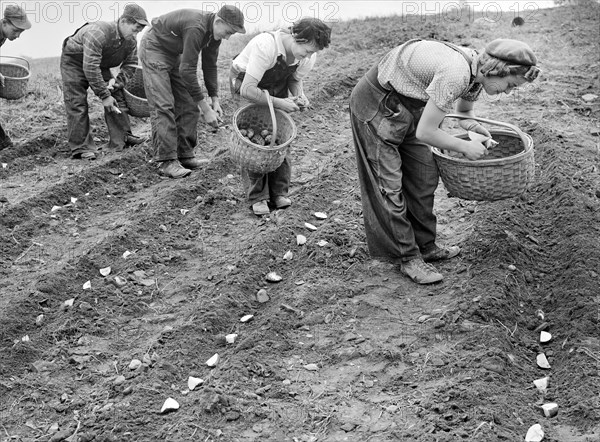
[0,56,30,100]
[432,115,534,201]
[230,91,297,174]
[123,66,150,118]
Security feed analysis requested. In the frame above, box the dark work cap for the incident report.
[485,39,537,66]
[217,5,246,34]
[4,4,31,30]
[122,3,149,26]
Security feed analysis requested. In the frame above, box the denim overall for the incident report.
[349,39,475,263]
[230,33,299,205]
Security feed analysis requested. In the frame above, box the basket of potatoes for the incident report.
[230,91,297,174]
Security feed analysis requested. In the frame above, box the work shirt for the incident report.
[0,26,6,46]
[149,9,220,102]
[377,40,483,113]
[231,30,316,82]
[62,21,138,100]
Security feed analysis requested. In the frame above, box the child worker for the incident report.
[349,38,540,284]
[230,17,332,216]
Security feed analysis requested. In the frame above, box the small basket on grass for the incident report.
[230,91,297,174]
[432,115,534,201]
[123,66,150,118]
[0,56,30,100]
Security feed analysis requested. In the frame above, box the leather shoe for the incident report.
[422,245,461,262]
[180,157,210,170]
[400,258,444,284]
[125,134,144,146]
[252,200,270,216]
[273,196,291,209]
[158,160,192,178]
[72,151,96,160]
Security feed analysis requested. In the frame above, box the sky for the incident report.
[0,1,558,59]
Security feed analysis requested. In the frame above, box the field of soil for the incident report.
[1,3,599,442]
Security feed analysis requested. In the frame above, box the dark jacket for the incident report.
[149,9,221,102]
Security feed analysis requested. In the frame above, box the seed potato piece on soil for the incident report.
[206,353,220,367]
[256,289,270,303]
[525,423,544,442]
[188,376,204,391]
[283,250,293,260]
[225,333,238,344]
[314,212,327,220]
[533,376,549,392]
[540,331,552,343]
[240,314,254,323]
[536,353,551,369]
[99,267,111,277]
[305,222,317,231]
[297,235,307,245]
[160,397,179,413]
[83,280,91,290]
[266,272,282,282]
[541,403,559,418]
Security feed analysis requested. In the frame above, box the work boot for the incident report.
[158,160,192,178]
[400,258,444,284]
[252,200,270,216]
[180,157,210,170]
[422,245,461,262]
[273,196,292,209]
[125,134,145,146]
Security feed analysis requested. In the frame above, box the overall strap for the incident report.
[63,22,90,49]
[440,41,476,83]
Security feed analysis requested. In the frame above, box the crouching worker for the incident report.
[60,3,148,159]
[349,38,540,284]
[139,5,246,179]
[0,5,31,150]
[230,17,331,216]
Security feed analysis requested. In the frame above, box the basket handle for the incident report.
[0,55,30,72]
[444,113,528,143]
[263,90,277,148]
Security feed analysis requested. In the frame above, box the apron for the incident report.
[230,32,300,99]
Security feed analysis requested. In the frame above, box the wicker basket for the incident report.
[0,56,30,100]
[230,91,297,174]
[123,66,150,118]
[432,115,534,201]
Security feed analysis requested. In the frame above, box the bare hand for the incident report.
[463,139,488,161]
[202,108,219,128]
[468,123,491,138]
[102,96,121,114]
[211,100,223,118]
[291,95,310,110]
[276,97,300,113]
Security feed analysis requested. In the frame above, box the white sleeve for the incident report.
[239,33,278,81]
[293,53,317,80]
